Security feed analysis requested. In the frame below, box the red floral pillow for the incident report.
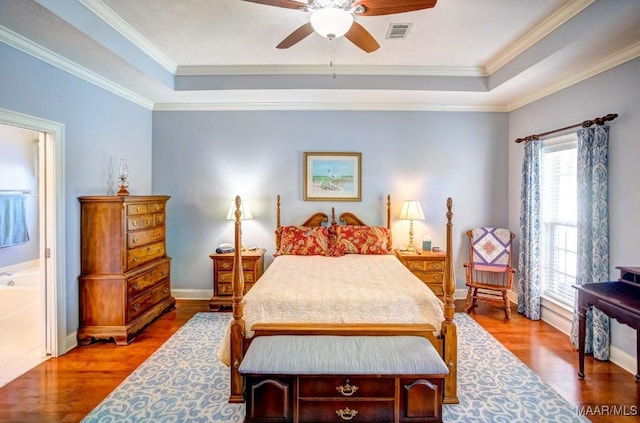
[275,226,330,256]
[329,224,391,256]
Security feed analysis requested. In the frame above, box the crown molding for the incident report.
[485,0,595,75]
[507,40,640,111]
[176,64,487,77]
[153,101,508,113]
[79,0,177,73]
[0,25,154,110]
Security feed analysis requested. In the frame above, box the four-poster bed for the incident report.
[224,195,459,406]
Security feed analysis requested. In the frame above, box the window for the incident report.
[540,134,578,305]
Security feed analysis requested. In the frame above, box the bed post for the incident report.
[275,194,281,251]
[229,195,246,403]
[386,195,392,247]
[442,197,459,404]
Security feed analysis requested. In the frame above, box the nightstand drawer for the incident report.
[413,271,444,283]
[426,283,444,297]
[407,260,444,272]
[217,281,254,296]
[217,260,255,271]
[217,271,255,283]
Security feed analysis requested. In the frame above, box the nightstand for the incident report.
[209,248,265,311]
[394,249,446,299]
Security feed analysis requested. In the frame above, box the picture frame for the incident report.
[303,152,362,201]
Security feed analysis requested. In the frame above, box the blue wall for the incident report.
[0,43,153,333]
[152,110,509,292]
[508,57,640,366]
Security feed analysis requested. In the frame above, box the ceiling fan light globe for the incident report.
[310,8,354,39]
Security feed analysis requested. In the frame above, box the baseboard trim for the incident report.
[173,289,213,300]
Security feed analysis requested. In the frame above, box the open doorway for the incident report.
[0,109,66,386]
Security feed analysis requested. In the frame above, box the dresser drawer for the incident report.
[128,261,170,296]
[407,260,444,272]
[127,241,165,269]
[148,202,165,214]
[127,279,171,321]
[298,399,394,422]
[299,376,395,398]
[126,203,148,216]
[127,227,165,249]
[217,281,254,296]
[127,214,154,231]
[153,212,165,226]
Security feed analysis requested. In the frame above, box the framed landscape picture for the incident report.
[303,152,361,201]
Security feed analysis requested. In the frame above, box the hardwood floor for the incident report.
[0,299,636,422]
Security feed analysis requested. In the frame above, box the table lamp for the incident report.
[398,200,425,252]
[226,200,253,250]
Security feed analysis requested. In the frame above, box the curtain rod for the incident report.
[514,113,618,144]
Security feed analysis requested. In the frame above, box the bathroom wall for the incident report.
[0,123,39,268]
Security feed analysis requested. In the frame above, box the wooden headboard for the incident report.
[275,194,393,251]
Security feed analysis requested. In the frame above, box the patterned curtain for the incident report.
[517,141,542,320]
[570,125,610,359]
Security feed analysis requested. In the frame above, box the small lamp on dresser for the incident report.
[225,200,253,250]
[399,200,425,253]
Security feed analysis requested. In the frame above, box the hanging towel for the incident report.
[0,194,30,248]
[471,227,511,272]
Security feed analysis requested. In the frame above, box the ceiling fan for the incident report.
[241,0,437,53]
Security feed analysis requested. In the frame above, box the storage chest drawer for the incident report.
[298,399,394,422]
[217,260,255,271]
[299,376,395,398]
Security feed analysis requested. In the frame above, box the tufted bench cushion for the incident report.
[239,334,448,375]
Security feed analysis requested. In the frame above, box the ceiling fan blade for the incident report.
[241,0,306,11]
[354,0,437,16]
[344,22,380,53]
[276,22,315,49]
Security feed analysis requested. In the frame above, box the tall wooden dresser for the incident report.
[78,195,175,345]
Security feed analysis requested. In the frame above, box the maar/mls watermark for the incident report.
[576,404,638,417]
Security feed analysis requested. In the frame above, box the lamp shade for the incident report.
[226,201,253,221]
[310,8,354,39]
[399,200,425,221]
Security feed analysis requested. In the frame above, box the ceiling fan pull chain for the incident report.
[330,38,337,79]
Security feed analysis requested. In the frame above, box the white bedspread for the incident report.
[217,254,445,365]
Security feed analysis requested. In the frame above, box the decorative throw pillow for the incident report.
[329,224,391,256]
[275,226,330,256]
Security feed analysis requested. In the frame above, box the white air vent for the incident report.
[386,23,412,39]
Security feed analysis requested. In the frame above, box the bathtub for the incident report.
[0,265,41,326]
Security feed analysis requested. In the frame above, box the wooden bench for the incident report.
[239,335,449,423]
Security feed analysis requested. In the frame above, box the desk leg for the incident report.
[636,330,640,381]
[577,303,586,379]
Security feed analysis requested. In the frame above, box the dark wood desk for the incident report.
[573,266,640,381]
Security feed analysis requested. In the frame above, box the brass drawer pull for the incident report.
[336,407,358,421]
[162,270,167,276]
[132,303,140,312]
[146,219,152,225]
[336,380,358,396]
[132,221,137,227]
[132,257,138,262]
[132,237,138,244]
[132,283,140,290]
[162,287,168,294]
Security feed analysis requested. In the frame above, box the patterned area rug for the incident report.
[82,313,589,423]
